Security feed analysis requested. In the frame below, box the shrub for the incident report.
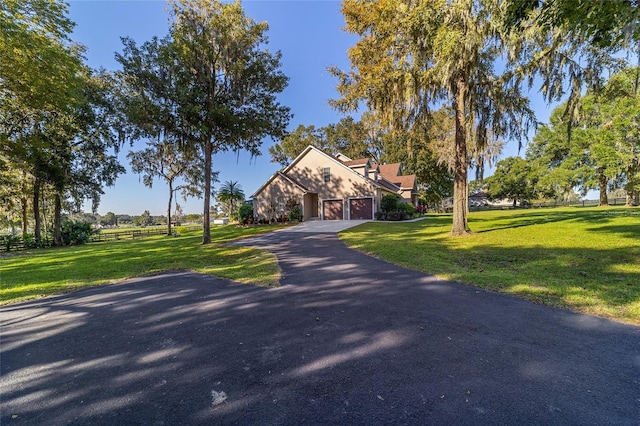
[175,226,189,235]
[398,202,415,217]
[376,205,413,221]
[61,221,95,245]
[381,194,401,212]
[22,233,39,249]
[288,206,302,222]
[386,210,407,221]
[239,204,254,225]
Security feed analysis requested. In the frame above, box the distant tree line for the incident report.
[480,67,640,207]
[65,211,204,228]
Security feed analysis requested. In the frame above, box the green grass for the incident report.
[340,207,640,325]
[1,225,284,305]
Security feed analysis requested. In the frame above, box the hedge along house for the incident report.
[251,145,418,221]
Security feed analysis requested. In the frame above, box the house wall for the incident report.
[286,149,378,200]
[253,148,396,221]
[253,174,304,220]
[400,189,417,206]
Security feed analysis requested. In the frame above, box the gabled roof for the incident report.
[390,174,416,190]
[251,171,309,198]
[334,153,353,162]
[377,177,402,194]
[252,146,417,199]
[378,163,402,179]
[282,145,383,190]
[343,158,370,167]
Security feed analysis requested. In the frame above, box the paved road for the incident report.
[1,231,639,425]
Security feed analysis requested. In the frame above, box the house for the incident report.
[251,145,418,221]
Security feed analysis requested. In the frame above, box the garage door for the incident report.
[349,198,373,220]
[323,199,343,220]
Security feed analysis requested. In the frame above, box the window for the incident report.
[323,167,331,183]
[277,197,285,213]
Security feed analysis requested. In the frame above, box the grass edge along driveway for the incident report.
[340,207,640,326]
[1,225,285,305]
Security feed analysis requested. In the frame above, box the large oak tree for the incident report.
[117,0,290,244]
[527,68,640,206]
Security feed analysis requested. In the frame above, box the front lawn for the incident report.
[1,225,283,305]
[340,207,640,325]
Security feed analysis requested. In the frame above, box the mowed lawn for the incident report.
[340,207,640,325]
[1,225,284,305]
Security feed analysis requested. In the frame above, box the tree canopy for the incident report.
[117,0,291,244]
[485,157,536,206]
[527,67,640,206]
[1,0,124,245]
[269,116,378,167]
[504,0,640,48]
[128,141,206,235]
[332,0,535,235]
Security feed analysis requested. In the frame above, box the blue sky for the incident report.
[68,0,551,216]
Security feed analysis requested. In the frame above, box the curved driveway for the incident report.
[1,229,639,425]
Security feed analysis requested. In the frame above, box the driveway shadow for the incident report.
[1,233,639,425]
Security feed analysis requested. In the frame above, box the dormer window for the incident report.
[323,167,331,183]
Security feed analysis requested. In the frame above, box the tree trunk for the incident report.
[167,180,173,236]
[625,165,637,206]
[597,168,608,206]
[451,75,470,236]
[41,190,48,245]
[21,197,28,235]
[634,190,640,206]
[202,140,213,244]
[33,179,41,244]
[53,193,62,246]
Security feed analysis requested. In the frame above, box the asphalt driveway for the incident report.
[1,231,638,425]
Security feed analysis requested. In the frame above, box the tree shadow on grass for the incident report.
[341,212,640,324]
[0,227,282,304]
[586,222,640,239]
[470,206,640,233]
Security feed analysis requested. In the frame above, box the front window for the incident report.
[277,197,285,213]
[323,167,331,183]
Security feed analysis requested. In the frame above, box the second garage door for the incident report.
[323,199,343,220]
[349,198,373,220]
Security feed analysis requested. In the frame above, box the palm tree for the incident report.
[216,180,245,221]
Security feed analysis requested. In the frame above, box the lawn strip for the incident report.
[340,207,640,325]
[0,225,284,305]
